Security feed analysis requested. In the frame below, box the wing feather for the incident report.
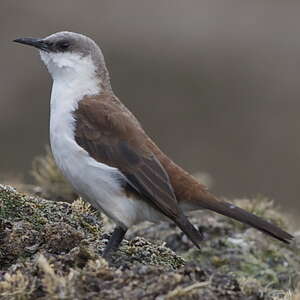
[74,97,179,219]
[73,96,203,247]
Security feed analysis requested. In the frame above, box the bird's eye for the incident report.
[57,40,70,51]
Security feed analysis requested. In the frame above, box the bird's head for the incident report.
[14,31,109,86]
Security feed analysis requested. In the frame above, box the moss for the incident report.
[127,198,300,299]
[0,184,299,299]
[183,231,299,296]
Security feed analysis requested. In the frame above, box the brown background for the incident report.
[0,1,299,221]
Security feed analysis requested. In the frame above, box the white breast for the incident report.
[47,52,165,228]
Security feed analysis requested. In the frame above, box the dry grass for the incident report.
[31,146,76,202]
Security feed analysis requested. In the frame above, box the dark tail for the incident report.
[193,192,293,244]
[174,213,203,248]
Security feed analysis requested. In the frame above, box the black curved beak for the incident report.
[13,37,49,51]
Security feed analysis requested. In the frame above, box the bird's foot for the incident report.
[102,225,127,260]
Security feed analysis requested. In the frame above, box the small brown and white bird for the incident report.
[14,32,293,257]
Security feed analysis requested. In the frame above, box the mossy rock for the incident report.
[0,184,299,299]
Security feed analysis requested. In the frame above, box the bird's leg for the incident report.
[102,226,127,258]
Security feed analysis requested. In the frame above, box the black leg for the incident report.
[103,226,127,258]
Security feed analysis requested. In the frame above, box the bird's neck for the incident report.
[50,70,102,115]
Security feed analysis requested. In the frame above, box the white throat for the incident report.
[40,51,101,111]
[40,51,102,179]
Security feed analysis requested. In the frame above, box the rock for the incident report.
[0,184,299,299]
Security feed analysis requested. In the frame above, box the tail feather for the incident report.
[149,136,293,244]
[174,213,203,249]
[193,193,293,244]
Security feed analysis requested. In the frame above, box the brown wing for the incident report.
[74,96,180,219]
[73,95,292,247]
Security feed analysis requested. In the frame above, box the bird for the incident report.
[14,32,293,258]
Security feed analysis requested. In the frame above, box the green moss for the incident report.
[183,222,299,296]
[0,187,25,218]
[0,184,299,299]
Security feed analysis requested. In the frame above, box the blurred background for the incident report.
[1,1,299,220]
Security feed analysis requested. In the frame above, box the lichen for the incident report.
[0,184,299,299]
